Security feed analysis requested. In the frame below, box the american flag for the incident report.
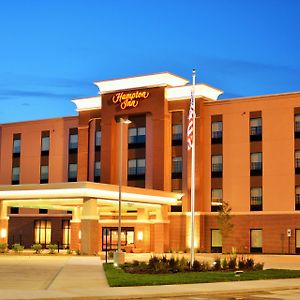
[187,87,195,150]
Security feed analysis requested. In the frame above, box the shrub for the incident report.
[245,257,254,270]
[221,257,228,270]
[108,251,113,259]
[0,243,7,253]
[48,244,58,254]
[75,249,81,255]
[178,256,189,272]
[66,249,72,255]
[254,262,264,271]
[12,243,24,253]
[238,256,246,270]
[213,257,221,271]
[228,255,237,270]
[32,243,42,254]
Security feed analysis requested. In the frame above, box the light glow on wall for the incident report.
[78,230,82,240]
[137,231,143,241]
[1,228,7,239]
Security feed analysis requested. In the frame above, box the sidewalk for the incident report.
[0,255,300,299]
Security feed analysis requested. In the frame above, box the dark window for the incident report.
[39,209,48,214]
[172,124,182,145]
[295,115,300,138]
[296,187,300,210]
[250,187,262,211]
[41,131,50,155]
[68,163,77,182]
[69,129,78,151]
[40,165,49,184]
[172,157,182,179]
[295,151,300,174]
[128,127,145,148]
[94,161,101,182]
[10,207,19,214]
[211,155,222,178]
[211,121,222,144]
[95,130,101,149]
[12,166,20,185]
[250,118,262,141]
[250,153,262,176]
[13,134,21,157]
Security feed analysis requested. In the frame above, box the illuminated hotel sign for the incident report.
[112,90,150,110]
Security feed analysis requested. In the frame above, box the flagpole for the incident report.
[190,69,196,268]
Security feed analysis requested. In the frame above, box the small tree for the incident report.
[217,200,234,241]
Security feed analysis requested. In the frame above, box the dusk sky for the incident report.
[1,0,300,123]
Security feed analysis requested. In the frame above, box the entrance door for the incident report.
[102,227,134,250]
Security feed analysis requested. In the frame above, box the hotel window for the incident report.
[41,131,50,154]
[250,187,262,211]
[128,127,146,147]
[40,165,49,184]
[62,220,71,249]
[211,155,223,178]
[34,220,51,246]
[250,152,262,176]
[10,207,19,214]
[295,151,300,174]
[211,229,222,253]
[128,158,145,178]
[172,124,183,145]
[295,115,300,138]
[250,229,262,253]
[172,157,182,178]
[296,229,300,254]
[69,129,78,151]
[211,189,223,212]
[12,166,20,185]
[95,130,101,148]
[296,186,300,210]
[39,209,48,214]
[211,121,222,144]
[94,161,101,181]
[250,118,262,141]
[13,134,21,157]
[68,163,77,182]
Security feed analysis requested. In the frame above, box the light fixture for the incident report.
[137,231,143,241]
[1,228,7,239]
[78,230,81,240]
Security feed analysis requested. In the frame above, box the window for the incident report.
[128,159,145,178]
[295,115,300,138]
[295,151,300,173]
[95,130,101,148]
[10,207,19,214]
[250,229,262,253]
[211,189,223,212]
[211,229,222,253]
[296,186,300,210]
[62,220,71,249]
[172,157,182,178]
[41,131,50,153]
[69,129,78,150]
[94,161,101,181]
[296,229,300,254]
[34,220,51,246]
[12,167,20,184]
[250,118,262,141]
[128,127,146,146]
[211,121,222,144]
[13,134,21,156]
[250,187,262,211]
[211,155,223,177]
[68,163,77,182]
[39,209,48,214]
[250,152,262,176]
[40,165,49,184]
[172,124,182,144]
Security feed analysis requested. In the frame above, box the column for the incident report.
[70,206,81,251]
[135,208,150,252]
[0,201,8,244]
[81,198,100,255]
[151,205,169,253]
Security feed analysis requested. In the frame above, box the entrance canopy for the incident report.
[0,182,183,212]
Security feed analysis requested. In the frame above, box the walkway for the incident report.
[0,254,300,299]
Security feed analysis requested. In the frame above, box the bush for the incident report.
[32,243,42,254]
[228,255,237,270]
[221,257,228,270]
[254,262,264,271]
[238,256,246,270]
[12,243,24,253]
[0,243,7,253]
[245,257,255,270]
[213,257,221,271]
[48,244,58,254]
[66,249,72,255]
[75,249,81,255]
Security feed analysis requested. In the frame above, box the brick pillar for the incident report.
[0,201,8,244]
[135,208,150,252]
[152,205,169,253]
[70,207,81,251]
[81,198,100,255]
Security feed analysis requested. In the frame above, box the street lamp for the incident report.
[114,117,131,266]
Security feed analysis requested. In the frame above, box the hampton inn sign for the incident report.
[112,90,150,110]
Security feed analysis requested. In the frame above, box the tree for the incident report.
[217,200,234,241]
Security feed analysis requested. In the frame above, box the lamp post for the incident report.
[114,117,131,266]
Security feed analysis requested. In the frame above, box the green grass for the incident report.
[103,263,300,287]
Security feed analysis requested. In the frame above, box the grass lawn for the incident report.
[103,263,300,287]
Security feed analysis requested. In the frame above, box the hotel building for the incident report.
[0,72,300,255]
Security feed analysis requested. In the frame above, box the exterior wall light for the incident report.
[1,228,7,239]
[137,231,143,241]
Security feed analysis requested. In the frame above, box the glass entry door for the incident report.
[102,227,134,250]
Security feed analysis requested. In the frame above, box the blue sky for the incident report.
[1,0,300,123]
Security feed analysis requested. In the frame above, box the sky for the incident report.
[0,0,300,123]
